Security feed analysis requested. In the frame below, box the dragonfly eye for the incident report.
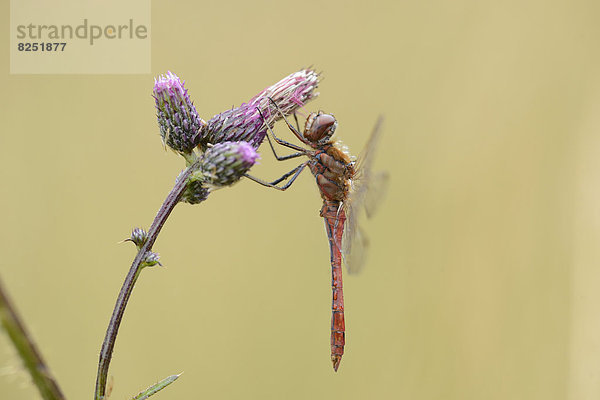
[304,112,337,143]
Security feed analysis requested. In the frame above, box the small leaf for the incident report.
[130,373,182,400]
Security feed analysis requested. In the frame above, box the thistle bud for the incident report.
[142,252,162,268]
[201,68,319,150]
[201,102,264,150]
[128,227,148,248]
[198,141,260,187]
[251,68,320,126]
[153,71,206,154]
[181,179,210,204]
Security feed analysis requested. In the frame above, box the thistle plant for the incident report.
[91,68,319,400]
[0,68,318,400]
[201,69,320,150]
[154,71,206,157]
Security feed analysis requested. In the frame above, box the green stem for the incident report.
[0,277,65,400]
[94,161,198,400]
[182,151,198,166]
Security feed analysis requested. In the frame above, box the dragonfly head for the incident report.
[304,111,337,146]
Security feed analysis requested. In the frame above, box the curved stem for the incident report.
[0,277,65,400]
[94,161,198,400]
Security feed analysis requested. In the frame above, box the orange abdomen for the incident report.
[321,201,347,371]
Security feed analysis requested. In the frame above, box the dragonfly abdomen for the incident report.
[322,201,347,372]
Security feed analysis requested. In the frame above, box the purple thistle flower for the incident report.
[153,71,206,155]
[201,103,266,150]
[198,141,260,187]
[200,68,319,150]
[250,68,320,125]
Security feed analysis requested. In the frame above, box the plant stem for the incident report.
[94,162,197,400]
[0,277,65,400]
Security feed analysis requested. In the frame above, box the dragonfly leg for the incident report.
[257,107,309,154]
[293,112,301,133]
[267,97,308,145]
[264,129,307,161]
[244,161,308,191]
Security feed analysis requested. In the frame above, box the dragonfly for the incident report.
[246,99,386,372]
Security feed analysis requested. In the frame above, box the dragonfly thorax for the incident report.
[304,111,337,147]
[311,146,354,202]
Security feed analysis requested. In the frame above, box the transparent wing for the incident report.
[342,116,387,274]
[364,171,389,218]
[342,199,369,275]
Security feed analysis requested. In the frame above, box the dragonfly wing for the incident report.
[342,212,369,275]
[353,116,384,180]
[364,170,389,218]
[352,115,388,218]
[341,116,386,274]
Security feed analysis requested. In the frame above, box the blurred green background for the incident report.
[2,0,600,399]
